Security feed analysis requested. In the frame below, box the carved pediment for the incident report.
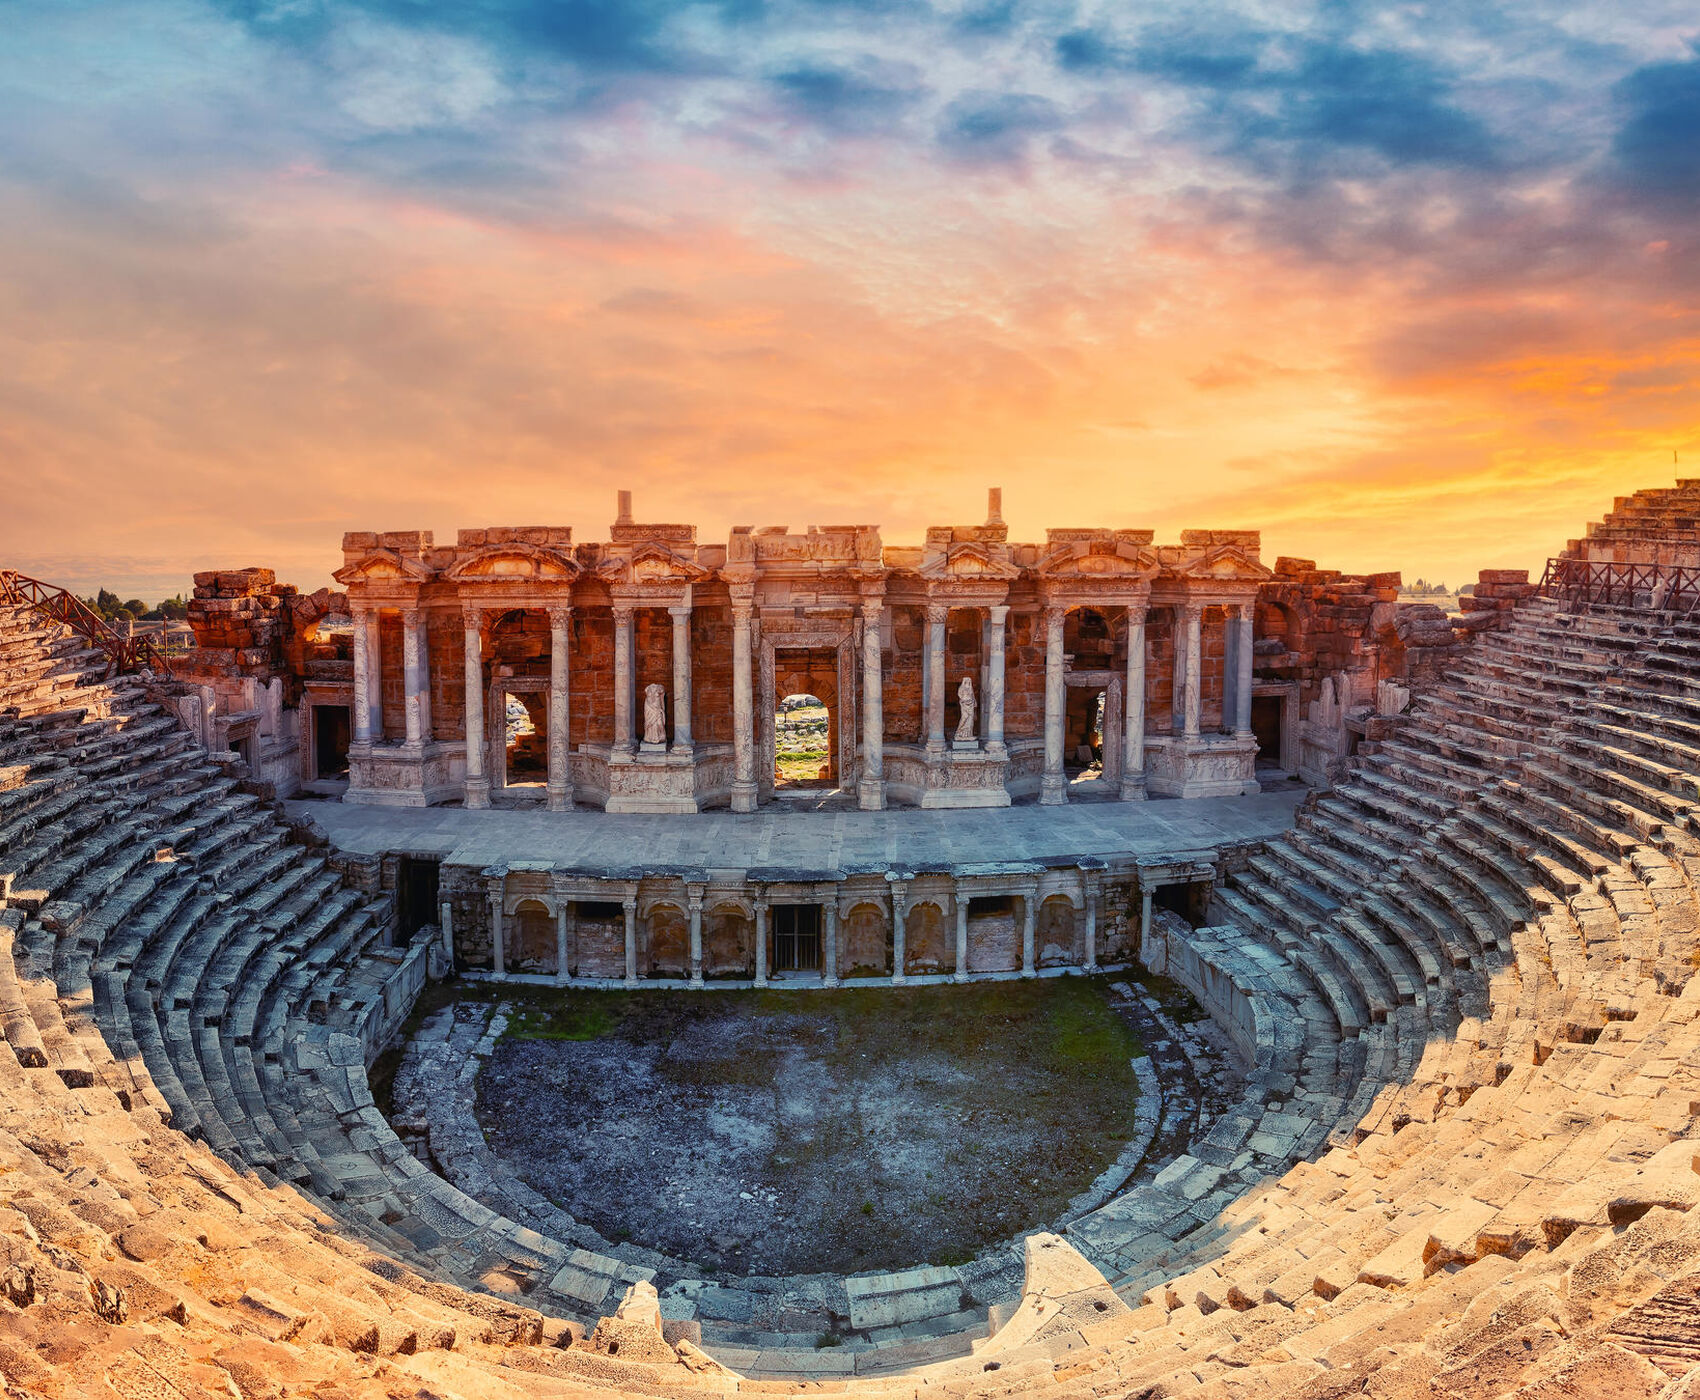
[447,543,580,582]
[1176,545,1274,583]
[1036,542,1159,580]
[918,543,1021,582]
[597,541,710,585]
[332,549,433,585]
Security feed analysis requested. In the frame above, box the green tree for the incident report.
[95,588,121,617]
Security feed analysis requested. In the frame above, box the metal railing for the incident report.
[0,568,175,676]
[1538,556,1700,615]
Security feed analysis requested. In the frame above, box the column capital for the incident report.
[1180,599,1206,622]
[925,601,950,625]
[485,876,504,900]
[611,601,636,621]
[860,596,884,620]
[752,891,769,912]
[548,604,572,626]
[400,606,421,628]
[461,604,485,629]
[1044,602,1067,624]
[622,898,637,914]
[988,603,1010,623]
[687,890,704,913]
[668,602,692,620]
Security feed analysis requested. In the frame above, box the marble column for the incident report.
[1084,882,1098,970]
[1021,886,1037,978]
[462,608,489,809]
[1122,604,1147,801]
[548,606,573,810]
[754,897,769,987]
[858,600,885,811]
[670,602,693,752]
[622,893,638,986]
[731,601,757,812]
[488,880,504,976]
[890,881,907,985]
[612,605,635,754]
[953,883,969,983]
[400,608,425,747]
[1235,603,1255,738]
[1040,605,1068,805]
[366,608,384,741]
[925,603,948,754]
[1183,603,1204,739]
[688,887,704,987]
[352,604,374,745]
[823,900,839,987]
[555,903,570,985]
[439,900,454,965]
[986,604,1008,756]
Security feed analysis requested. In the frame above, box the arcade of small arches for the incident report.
[326,489,1270,814]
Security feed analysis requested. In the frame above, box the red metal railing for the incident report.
[0,568,174,676]
[1538,557,1700,614]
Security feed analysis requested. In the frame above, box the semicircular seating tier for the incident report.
[3,579,1700,1399]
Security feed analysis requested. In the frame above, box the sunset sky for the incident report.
[2,1,1697,597]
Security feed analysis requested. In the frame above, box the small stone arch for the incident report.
[509,898,556,975]
[841,900,890,978]
[904,899,951,977]
[1037,893,1080,968]
[703,901,753,979]
[646,902,689,978]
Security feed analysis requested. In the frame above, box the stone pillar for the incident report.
[986,604,1008,756]
[1140,888,1155,966]
[488,878,504,977]
[925,603,948,754]
[823,900,839,987]
[1122,604,1147,801]
[462,607,489,809]
[1183,603,1203,739]
[439,899,454,965]
[1021,886,1037,978]
[1084,881,1098,970]
[890,881,907,985]
[670,601,693,752]
[622,893,639,986]
[688,886,704,987]
[858,600,885,811]
[731,600,757,812]
[1040,605,1068,805]
[548,606,573,810]
[754,896,769,988]
[366,608,384,741]
[612,605,635,754]
[1235,603,1255,738]
[401,608,425,747]
[352,604,374,745]
[953,883,969,983]
[555,903,570,985]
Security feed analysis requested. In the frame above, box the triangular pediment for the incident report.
[332,549,433,585]
[447,543,579,582]
[918,542,1021,582]
[1036,542,1158,580]
[1175,545,1273,582]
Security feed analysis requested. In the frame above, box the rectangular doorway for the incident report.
[396,857,440,938]
[315,704,351,778]
[771,904,821,972]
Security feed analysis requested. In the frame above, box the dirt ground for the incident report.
[473,979,1146,1277]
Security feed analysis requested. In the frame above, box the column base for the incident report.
[731,780,758,813]
[1119,776,1147,802]
[891,973,907,986]
[690,974,704,988]
[824,976,840,989]
[1020,967,1037,980]
[1039,774,1068,806]
[754,976,769,989]
[857,777,886,811]
[465,778,491,811]
[952,971,968,984]
[546,787,574,812]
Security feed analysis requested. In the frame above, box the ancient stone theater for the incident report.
[4,481,1700,1399]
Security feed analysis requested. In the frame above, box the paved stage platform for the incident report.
[288,789,1307,878]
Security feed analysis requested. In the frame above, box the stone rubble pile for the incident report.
[5,535,1700,1396]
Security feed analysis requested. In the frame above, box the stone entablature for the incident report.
[321,489,1271,812]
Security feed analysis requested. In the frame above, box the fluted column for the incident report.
[823,900,839,987]
[670,602,693,752]
[612,604,635,754]
[754,895,769,987]
[986,604,1008,756]
[731,599,757,812]
[462,607,489,809]
[858,600,885,811]
[953,882,969,983]
[1235,603,1255,737]
[1021,885,1037,978]
[1183,603,1204,739]
[622,892,638,986]
[890,881,907,985]
[352,603,374,745]
[688,886,704,986]
[1040,605,1067,805]
[548,606,573,810]
[1122,603,1147,801]
[925,603,947,754]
